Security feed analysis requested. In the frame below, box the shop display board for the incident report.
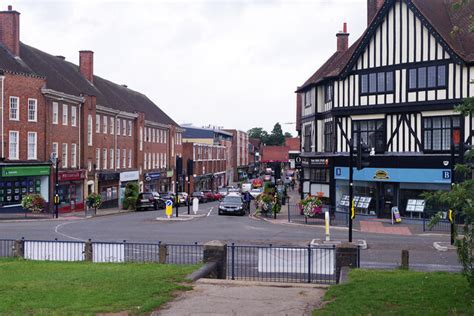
[339,195,371,209]
[0,178,41,205]
[406,199,425,213]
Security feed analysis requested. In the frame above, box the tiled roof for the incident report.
[0,42,178,126]
[298,0,474,92]
[260,145,289,162]
[285,137,300,151]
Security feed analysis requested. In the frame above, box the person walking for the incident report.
[243,191,254,214]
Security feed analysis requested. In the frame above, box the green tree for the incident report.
[248,127,269,144]
[284,132,293,138]
[123,182,139,210]
[267,123,285,146]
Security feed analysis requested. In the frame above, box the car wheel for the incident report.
[218,210,223,215]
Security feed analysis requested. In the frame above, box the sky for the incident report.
[12,0,368,135]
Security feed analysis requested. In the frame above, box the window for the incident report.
[325,83,333,103]
[116,149,120,169]
[152,153,156,169]
[96,148,101,170]
[164,153,167,168]
[28,99,37,122]
[352,120,385,153]
[71,106,77,126]
[103,116,108,134]
[27,132,37,160]
[360,71,395,95]
[62,143,68,168]
[423,116,460,152]
[71,143,77,168]
[304,90,312,107]
[144,153,148,170]
[324,122,333,153]
[152,129,156,143]
[52,102,59,124]
[123,119,127,136]
[128,120,132,136]
[408,65,446,90]
[9,96,19,120]
[164,131,168,144]
[128,149,132,168]
[96,114,100,133]
[140,127,143,151]
[103,148,108,170]
[110,117,114,134]
[87,115,93,146]
[309,168,329,182]
[123,148,126,168]
[9,131,19,159]
[116,118,121,135]
[304,125,312,152]
[144,127,148,142]
[110,148,114,169]
[62,104,68,125]
[52,143,59,160]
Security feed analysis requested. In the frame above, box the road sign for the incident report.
[165,200,173,218]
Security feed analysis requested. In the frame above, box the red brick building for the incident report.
[224,129,250,181]
[0,6,182,212]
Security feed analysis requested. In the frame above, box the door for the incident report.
[378,183,396,218]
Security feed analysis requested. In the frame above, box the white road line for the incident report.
[207,207,214,217]
[54,221,85,241]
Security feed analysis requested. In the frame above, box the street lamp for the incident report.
[50,152,60,219]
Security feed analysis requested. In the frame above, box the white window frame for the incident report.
[71,143,77,168]
[62,143,68,168]
[110,117,115,135]
[144,127,148,143]
[96,148,101,170]
[144,152,148,170]
[9,131,19,160]
[103,115,108,134]
[128,121,132,136]
[71,105,77,126]
[96,114,101,133]
[103,148,108,170]
[116,148,120,169]
[164,153,167,168]
[27,132,37,160]
[52,102,59,124]
[88,114,93,146]
[116,118,121,136]
[62,104,68,126]
[123,119,127,136]
[9,96,19,121]
[28,99,37,122]
[123,148,126,168]
[128,149,132,168]
[110,148,114,169]
[52,143,59,160]
[140,127,143,151]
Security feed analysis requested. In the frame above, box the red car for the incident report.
[203,190,215,201]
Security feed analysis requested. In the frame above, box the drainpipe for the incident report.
[0,75,4,159]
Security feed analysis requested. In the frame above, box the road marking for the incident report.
[207,207,214,217]
[54,221,85,241]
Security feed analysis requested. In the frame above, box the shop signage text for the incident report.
[145,172,161,182]
[120,171,139,182]
[98,172,120,181]
[2,166,50,177]
[334,167,451,184]
[59,170,85,182]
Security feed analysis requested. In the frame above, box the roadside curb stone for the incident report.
[155,214,206,221]
[433,241,456,252]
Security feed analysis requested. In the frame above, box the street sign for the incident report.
[295,156,302,168]
[165,200,173,218]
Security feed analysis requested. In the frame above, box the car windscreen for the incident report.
[223,196,242,204]
[141,193,153,199]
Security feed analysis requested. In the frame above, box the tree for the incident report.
[284,132,293,138]
[248,127,269,144]
[266,123,285,146]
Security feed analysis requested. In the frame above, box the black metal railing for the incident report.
[287,204,349,227]
[166,243,203,264]
[0,239,15,257]
[227,243,337,284]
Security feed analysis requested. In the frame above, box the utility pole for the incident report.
[348,139,354,243]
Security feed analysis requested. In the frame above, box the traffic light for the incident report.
[356,141,370,170]
[176,156,183,176]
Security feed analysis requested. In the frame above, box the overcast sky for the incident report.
[14,0,367,135]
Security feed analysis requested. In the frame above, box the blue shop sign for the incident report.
[144,172,161,182]
[334,167,451,184]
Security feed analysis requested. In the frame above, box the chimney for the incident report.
[336,23,349,52]
[0,5,20,57]
[79,50,94,83]
[367,0,384,25]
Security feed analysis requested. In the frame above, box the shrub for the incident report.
[21,194,46,213]
[298,195,323,217]
[86,193,102,210]
[123,182,139,210]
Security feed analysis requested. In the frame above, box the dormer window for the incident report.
[325,83,333,103]
[360,71,394,95]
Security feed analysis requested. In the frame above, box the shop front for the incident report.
[98,172,120,209]
[0,164,50,211]
[301,158,331,202]
[334,167,451,218]
[57,170,86,213]
[119,170,139,207]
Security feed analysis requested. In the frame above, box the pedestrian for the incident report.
[243,191,254,213]
[290,179,295,191]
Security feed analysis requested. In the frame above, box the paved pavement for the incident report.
[154,279,326,316]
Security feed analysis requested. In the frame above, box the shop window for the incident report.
[0,177,42,206]
[360,71,394,95]
[423,116,460,152]
[352,119,385,153]
[408,65,446,90]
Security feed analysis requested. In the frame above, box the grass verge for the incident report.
[0,258,199,315]
[314,269,474,315]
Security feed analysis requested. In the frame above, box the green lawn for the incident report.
[0,258,199,315]
[314,269,474,316]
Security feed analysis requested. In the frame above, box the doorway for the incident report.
[377,182,398,218]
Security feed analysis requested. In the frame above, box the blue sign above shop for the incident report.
[144,172,161,182]
[334,167,451,184]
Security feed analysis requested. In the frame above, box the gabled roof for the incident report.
[285,137,300,152]
[260,145,290,163]
[0,42,178,126]
[297,0,474,92]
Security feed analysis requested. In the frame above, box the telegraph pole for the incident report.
[348,139,354,243]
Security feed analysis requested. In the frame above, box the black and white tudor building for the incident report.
[296,0,474,218]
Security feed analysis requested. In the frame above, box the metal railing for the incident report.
[166,243,203,264]
[227,243,337,284]
[0,239,15,257]
[287,204,349,227]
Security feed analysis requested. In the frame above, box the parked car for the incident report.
[191,191,207,203]
[213,192,223,201]
[249,187,263,198]
[136,192,156,211]
[159,192,175,205]
[218,187,228,197]
[151,192,166,209]
[218,193,245,216]
[203,190,216,201]
[177,192,189,206]
[228,187,241,195]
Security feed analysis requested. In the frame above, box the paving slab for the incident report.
[154,279,326,316]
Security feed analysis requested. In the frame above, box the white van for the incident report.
[241,183,252,192]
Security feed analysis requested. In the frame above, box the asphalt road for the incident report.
[0,201,460,271]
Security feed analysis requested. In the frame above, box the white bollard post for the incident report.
[192,198,199,215]
[325,210,330,241]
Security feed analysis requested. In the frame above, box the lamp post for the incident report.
[50,152,60,219]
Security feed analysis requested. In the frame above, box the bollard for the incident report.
[159,243,168,264]
[203,240,227,279]
[84,239,93,261]
[401,250,409,270]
